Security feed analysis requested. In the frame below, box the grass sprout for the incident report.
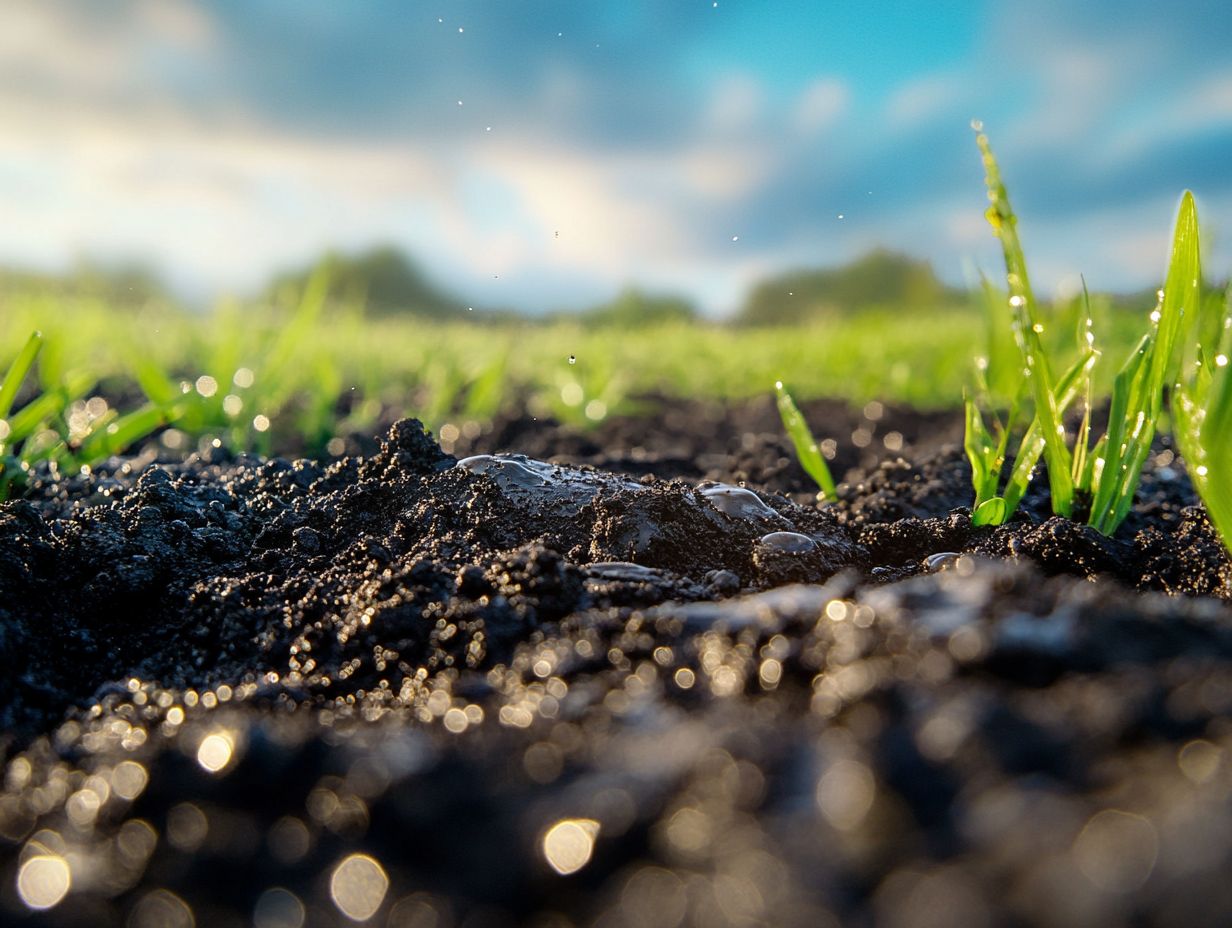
[1174,280,1232,551]
[1,330,167,500]
[965,130,1205,535]
[774,380,838,501]
[976,129,1077,517]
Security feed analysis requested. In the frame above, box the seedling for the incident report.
[1174,283,1232,552]
[963,128,1204,535]
[774,380,838,501]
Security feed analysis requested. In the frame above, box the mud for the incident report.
[0,396,1230,927]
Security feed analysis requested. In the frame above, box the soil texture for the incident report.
[1,395,1230,928]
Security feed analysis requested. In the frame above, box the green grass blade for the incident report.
[77,403,165,464]
[4,372,91,445]
[973,496,1007,526]
[1176,286,1232,549]
[1000,345,1096,516]
[4,391,69,444]
[1090,193,1200,535]
[1153,192,1200,392]
[963,393,1000,507]
[775,380,838,501]
[1071,279,1096,490]
[975,128,1075,515]
[1088,334,1152,532]
[0,331,44,421]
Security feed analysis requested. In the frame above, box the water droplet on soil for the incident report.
[457,454,641,515]
[701,485,787,523]
[587,562,662,582]
[758,532,816,554]
[924,552,963,572]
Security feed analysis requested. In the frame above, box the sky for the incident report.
[2,0,1231,315]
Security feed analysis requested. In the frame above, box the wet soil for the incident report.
[1,396,1230,927]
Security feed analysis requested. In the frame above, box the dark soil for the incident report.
[1,395,1230,927]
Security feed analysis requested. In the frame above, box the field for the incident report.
[1,285,1152,457]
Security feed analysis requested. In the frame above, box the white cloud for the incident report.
[884,73,967,131]
[792,78,849,135]
[703,73,766,134]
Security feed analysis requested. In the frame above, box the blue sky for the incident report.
[1,0,1230,314]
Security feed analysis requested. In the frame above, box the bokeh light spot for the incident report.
[542,818,600,875]
[330,853,389,921]
[196,731,235,774]
[17,854,71,910]
[254,887,306,928]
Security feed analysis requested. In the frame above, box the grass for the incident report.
[774,380,837,501]
[962,127,1225,540]
[766,126,1232,555]
[2,292,1100,453]
[1174,285,1232,550]
[0,330,166,500]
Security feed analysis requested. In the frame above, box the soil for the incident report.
[1,394,1230,928]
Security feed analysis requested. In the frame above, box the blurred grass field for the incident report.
[0,280,1155,459]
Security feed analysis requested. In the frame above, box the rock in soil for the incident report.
[0,402,1230,927]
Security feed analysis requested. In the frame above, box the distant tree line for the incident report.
[0,245,1192,325]
[265,244,968,325]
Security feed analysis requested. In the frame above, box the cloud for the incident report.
[793,78,849,135]
[884,73,969,131]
